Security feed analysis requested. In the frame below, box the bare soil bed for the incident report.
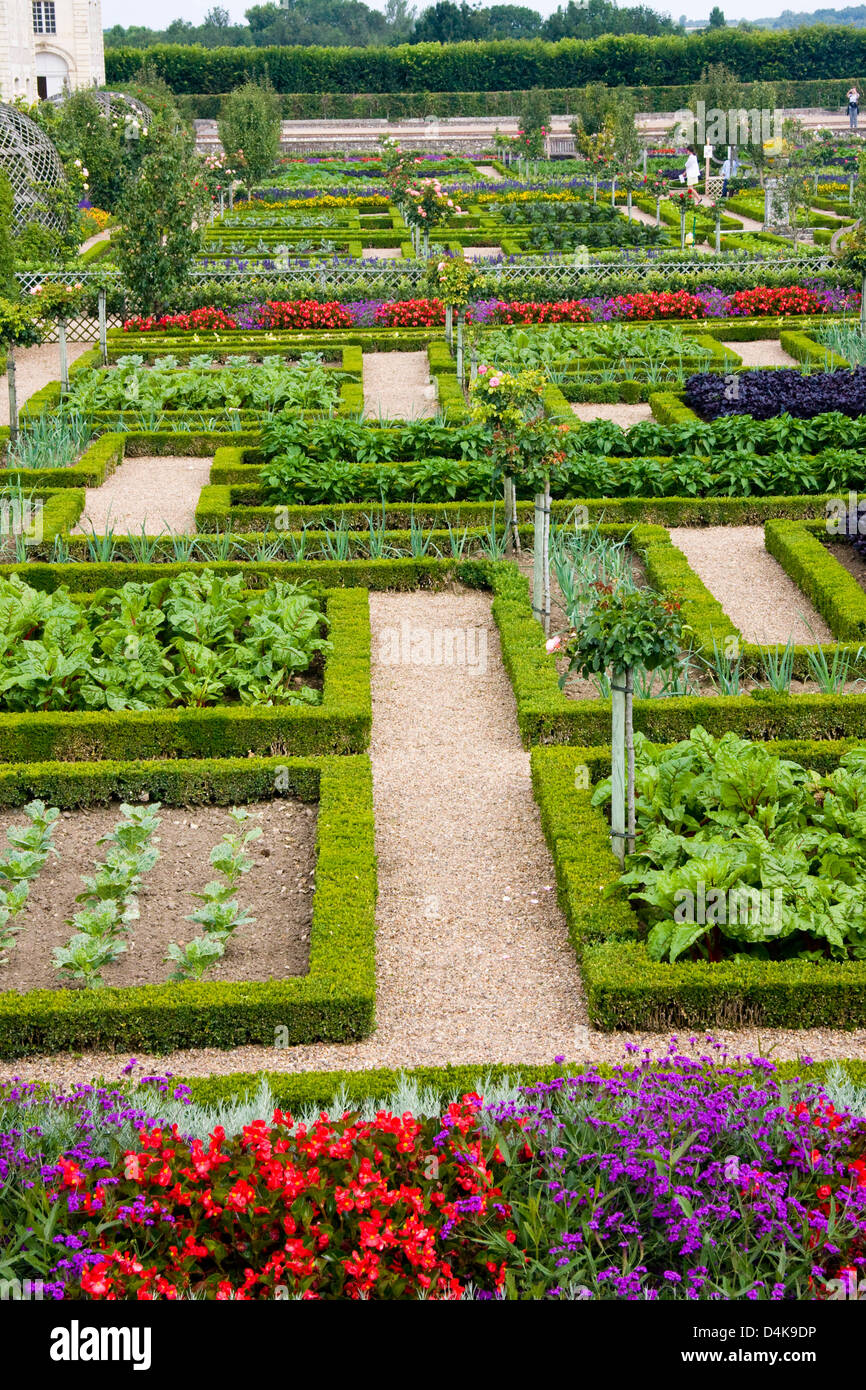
[0,799,316,992]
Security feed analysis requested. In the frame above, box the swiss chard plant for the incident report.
[0,800,59,965]
[593,728,866,964]
[167,808,262,981]
[0,572,330,712]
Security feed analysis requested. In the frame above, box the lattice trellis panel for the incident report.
[46,90,154,129]
[0,104,67,233]
[15,251,836,339]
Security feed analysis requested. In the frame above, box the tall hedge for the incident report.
[107,29,866,95]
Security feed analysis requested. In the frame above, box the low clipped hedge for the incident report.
[0,555,487,593]
[109,327,441,353]
[0,586,371,762]
[765,519,866,641]
[176,1055,866,1109]
[491,551,866,746]
[0,754,377,1056]
[648,390,699,424]
[5,433,124,490]
[780,329,849,371]
[532,740,866,1029]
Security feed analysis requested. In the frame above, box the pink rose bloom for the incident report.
[477,364,487,374]
[489,376,501,387]
[418,209,426,217]
[546,635,563,653]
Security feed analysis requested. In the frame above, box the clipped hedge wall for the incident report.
[532,741,866,1029]
[105,32,866,94]
[0,754,377,1056]
[765,519,866,641]
[5,433,124,490]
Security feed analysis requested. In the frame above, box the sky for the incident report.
[99,0,854,31]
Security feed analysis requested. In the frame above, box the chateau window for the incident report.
[32,1,57,34]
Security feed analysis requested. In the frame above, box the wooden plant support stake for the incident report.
[542,478,551,635]
[58,319,69,394]
[98,288,108,366]
[532,489,545,625]
[504,475,520,553]
[610,667,627,865]
[625,665,635,856]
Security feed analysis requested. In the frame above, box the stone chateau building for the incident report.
[0,0,105,103]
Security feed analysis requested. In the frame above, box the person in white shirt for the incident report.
[847,86,860,131]
[680,147,701,188]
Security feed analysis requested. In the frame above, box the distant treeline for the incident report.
[754,5,866,30]
[104,0,681,52]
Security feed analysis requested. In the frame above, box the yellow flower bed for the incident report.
[235,195,390,212]
[80,206,112,234]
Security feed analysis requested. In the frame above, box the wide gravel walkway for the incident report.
[363,351,437,420]
[0,341,95,427]
[74,456,212,536]
[669,525,833,644]
[571,402,655,426]
[11,586,866,1087]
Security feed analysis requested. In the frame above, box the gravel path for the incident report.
[475,165,504,180]
[726,209,765,232]
[74,457,212,536]
[463,245,504,260]
[720,338,799,367]
[669,525,833,644]
[0,341,94,427]
[79,228,112,254]
[626,204,662,227]
[363,351,437,420]
[9,587,866,1088]
[362,247,402,259]
[571,402,655,426]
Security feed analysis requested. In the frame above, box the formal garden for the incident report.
[1,53,866,1306]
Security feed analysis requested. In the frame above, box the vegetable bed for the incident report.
[0,753,376,1055]
[532,737,866,1029]
[0,576,370,760]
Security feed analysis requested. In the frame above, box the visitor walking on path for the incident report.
[848,85,860,131]
[680,146,701,189]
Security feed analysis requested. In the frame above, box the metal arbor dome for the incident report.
[46,90,154,127]
[0,104,67,232]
